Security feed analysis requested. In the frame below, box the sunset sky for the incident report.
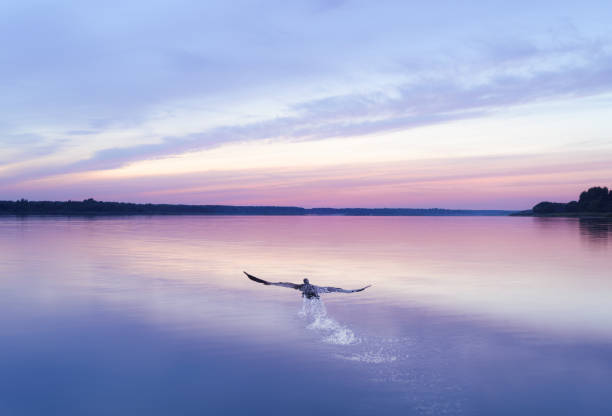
[1,0,611,209]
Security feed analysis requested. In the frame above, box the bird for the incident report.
[243,271,371,299]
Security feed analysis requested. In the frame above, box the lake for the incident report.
[1,216,611,415]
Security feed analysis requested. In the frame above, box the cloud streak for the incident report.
[1,0,612,206]
[4,37,612,185]
[6,150,612,209]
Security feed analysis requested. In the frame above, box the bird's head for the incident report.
[303,278,310,284]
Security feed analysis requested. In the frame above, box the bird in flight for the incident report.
[244,271,371,299]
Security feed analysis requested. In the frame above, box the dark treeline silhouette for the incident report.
[0,198,513,216]
[514,186,612,216]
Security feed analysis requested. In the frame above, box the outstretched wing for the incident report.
[243,271,301,289]
[318,284,372,294]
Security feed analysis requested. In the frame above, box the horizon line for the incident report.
[2,198,519,213]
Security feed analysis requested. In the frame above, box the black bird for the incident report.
[244,271,371,299]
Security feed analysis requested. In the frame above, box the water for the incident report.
[0,216,611,415]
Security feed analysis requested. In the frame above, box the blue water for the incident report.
[1,216,611,415]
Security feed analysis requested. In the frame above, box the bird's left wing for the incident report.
[318,284,372,294]
[243,271,301,289]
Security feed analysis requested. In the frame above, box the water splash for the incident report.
[336,349,398,364]
[298,298,360,345]
[298,299,399,365]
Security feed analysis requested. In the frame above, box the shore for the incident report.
[0,199,515,216]
[511,211,612,218]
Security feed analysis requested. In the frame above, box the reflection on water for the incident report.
[534,217,612,246]
[1,216,611,415]
[579,218,612,245]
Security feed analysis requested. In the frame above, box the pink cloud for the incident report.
[4,151,611,210]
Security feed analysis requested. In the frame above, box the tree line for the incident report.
[532,186,612,214]
[0,198,511,216]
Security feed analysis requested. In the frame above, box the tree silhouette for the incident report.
[532,186,611,214]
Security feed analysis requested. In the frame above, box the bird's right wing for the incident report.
[243,271,301,289]
[318,284,372,294]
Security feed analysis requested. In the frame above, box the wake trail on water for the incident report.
[298,298,399,364]
[298,297,360,345]
[297,298,463,413]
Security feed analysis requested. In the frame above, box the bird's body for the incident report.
[300,282,319,299]
[243,271,371,299]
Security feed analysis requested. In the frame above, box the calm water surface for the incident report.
[1,216,611,415]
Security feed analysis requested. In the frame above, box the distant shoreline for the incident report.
[511,186,612,218]
[511,211,612,218]
[0,199,515,217]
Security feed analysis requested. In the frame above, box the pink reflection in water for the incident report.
[1,216,610,339]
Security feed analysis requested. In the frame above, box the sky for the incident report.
[1,0,611,209]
